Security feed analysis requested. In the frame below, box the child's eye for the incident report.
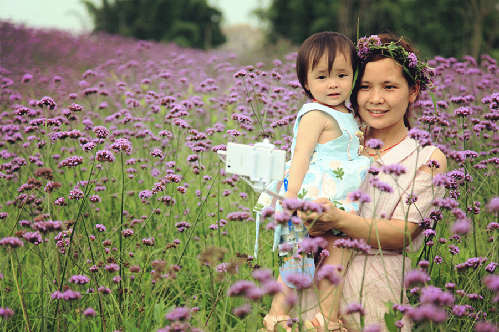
[318,75,326,80]
[339,74,348,78]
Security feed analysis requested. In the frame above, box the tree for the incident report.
[260,0,499,59]
[82,0,226,49]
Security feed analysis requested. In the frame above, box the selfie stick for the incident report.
[216,139,287,200]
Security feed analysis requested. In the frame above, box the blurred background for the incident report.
[1,0,499,60]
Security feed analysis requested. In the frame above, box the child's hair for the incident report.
[296,32,356,100]
[350,33,422,130]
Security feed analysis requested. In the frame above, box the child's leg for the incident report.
[314,233,351,328]
[263,273,295,329]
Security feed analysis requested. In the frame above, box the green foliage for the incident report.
[82,0,226,49]
[261,0,499,60]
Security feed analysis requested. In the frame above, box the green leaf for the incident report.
[254,203,264,212]
[384,312,398,332]
[297,189,308,199]
[333,168,344,180]
[124,320,143,332]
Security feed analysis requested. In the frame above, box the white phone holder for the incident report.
[217,139,286,198]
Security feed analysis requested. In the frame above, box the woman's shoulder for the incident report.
[418,146,448,175]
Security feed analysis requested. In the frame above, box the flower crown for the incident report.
[356,35,435,92]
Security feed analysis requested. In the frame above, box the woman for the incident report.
[300,33,447,331]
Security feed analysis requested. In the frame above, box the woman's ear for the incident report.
[408,81,420,103]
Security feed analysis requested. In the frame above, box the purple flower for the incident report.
[69,274,90,284]
[150,149,164,159]
[448,244,460,255]
[96,150,115,163]
[262,280,281,295]
[365,138,384,150]
[228,280,258,296]
[0,307,15,320]
[381,164,407,176]
[58,156,84,168]
[285,273,312,289]
[404,269,430,288]
[104,263,119,273]
[317,264,342,285]
[298,236,328,255]
[450,218,471,235]
[121,229,133,237]
[165,307,190,321]
[282,198,304,211]
[83,307,96,318]
[261,206,275,218]
[110,138,133,153]
[345,302,366,316]
[406,304,447,324]
[348,189,371,203]
[408,128,432,147]
[62,289,82,301]
[489,197,499,212]
[334,238,371,254]
[420,286,455,306]
[484,275,499,293]
[0,236,24,248]
[451,304,468,317]
[232,304,252,318]
[486,262,498,273]
[363,325,381,332]
[475,321,498,332]
[407,52,418,68]
[252,269,273,283]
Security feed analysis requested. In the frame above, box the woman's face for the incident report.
[357,58,418,131]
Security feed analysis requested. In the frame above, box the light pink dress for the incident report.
[298,137,445,332]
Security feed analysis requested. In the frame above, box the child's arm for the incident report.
[285,111,328,198]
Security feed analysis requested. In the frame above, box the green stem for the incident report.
[11,252,32,331]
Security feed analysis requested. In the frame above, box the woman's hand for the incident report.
[298,198,341,236]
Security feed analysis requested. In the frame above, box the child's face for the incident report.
[305,52,353,110]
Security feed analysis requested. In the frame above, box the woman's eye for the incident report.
[385,85,396,90]
[359,85,369,90]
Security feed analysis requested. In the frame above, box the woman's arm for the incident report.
[302,199,420,250]
[301,148,448,250]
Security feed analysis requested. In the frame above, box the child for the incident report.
[256,32,370,331]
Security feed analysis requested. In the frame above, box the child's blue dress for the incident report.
[254,103,370,257]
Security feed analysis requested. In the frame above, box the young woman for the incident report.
[300,33,447,332]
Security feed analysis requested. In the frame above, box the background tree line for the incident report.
[84,0,499,59]
[83,0,226,49]
[259,0,499,60]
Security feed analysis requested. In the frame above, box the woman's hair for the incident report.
[296,32,357,100]
[350,33,421,129]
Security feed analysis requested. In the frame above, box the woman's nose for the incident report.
[369,89,384,104]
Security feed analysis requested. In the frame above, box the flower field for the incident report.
[1,22,499,332]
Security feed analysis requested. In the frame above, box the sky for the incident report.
[0,0,270,33]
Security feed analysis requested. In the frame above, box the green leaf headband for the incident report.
[356,35,436,92]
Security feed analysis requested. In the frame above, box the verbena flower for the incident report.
[165,307,190,321]
[345,302,366,316]
[232,304,252,318]
[317,264,342,285]
[365,138,384,150]
[69,274,90,284]
[285,273,312,289]
[83,307,96,318]
[0,307,15,320]
[0,236,24,248]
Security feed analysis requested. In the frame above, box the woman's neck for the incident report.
[365,123,408,147]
